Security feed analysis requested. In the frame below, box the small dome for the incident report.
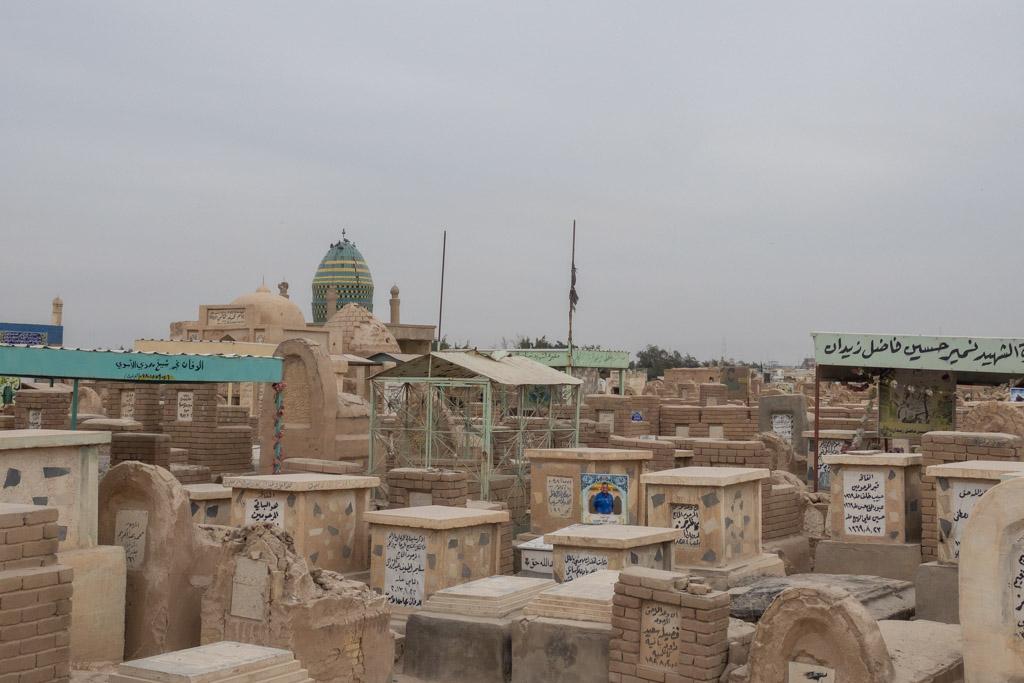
[324,303,401,357]
[52,296,63,305]
[312,235,374,322]
[230,286,306,328]
[390,284,400,297]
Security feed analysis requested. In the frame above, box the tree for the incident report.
[436,336,471,350]
[634,345,700,379]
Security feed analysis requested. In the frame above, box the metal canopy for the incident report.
[374,350,583,386]
[0,344,282,383]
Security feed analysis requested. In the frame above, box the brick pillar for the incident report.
[610,567,730,683]
[0,503,73,681]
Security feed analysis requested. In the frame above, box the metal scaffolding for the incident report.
[369,351,582,529]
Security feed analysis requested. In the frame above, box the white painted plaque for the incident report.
[598,410,615,433]
[115,509,149,569]
[207,308,246,326]
[384,531,427,608]
[816,439,843,489]
[788,661,835,682]
[245,495,284,528]
[176,392,194,422]
[706,397,718,407]
[675,425,690,438]
[27,410,42,429]
[547,476,573,518]
[771,413,793,444]
[230,557,269,620]
[672,504,700,546]
[563,552,608,581]
[950,480,993,559]
[709,425,724,439]
[521,548,553,575]
[120,390,136,419]
[843,468,885,536]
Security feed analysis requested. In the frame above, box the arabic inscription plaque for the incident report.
[115,509,149,569]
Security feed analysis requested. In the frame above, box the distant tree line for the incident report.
[631,344,762,380]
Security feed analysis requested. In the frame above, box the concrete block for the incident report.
[814,540,922,582]
[57,545,126,665]
[915,561,959,624]
[405,612,512,683]
[511,616,611,683]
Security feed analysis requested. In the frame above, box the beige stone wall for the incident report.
[552,542,670,582]
[368,520,503,613]
[698,383,728,407]
[11,389,71,430]
[582,395,660,437]
[828,462,921,544]
[645,480,761,568]
[609,436,676,472]
[527,456,647,536]
[763,484,802,541]
[921,431,1023,563]
[608,567,730,683]
[0,503,73,681]
[386,468,467,508]
[0,441,98,551]
[229,485,371,574]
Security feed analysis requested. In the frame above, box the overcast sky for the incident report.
[3,3,1022,365]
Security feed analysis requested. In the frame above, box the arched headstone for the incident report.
[99,461,201,659]
[259,339,338,473]
[746,586,894,683]
[960,475,1024,681]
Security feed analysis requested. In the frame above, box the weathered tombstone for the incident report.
[110,642,315,683]
[223,473,379,574]
[364,504,509,613]
[746,586,895,683]
[802,429,880,489]
[640,466,784,589]
[199,525,394,683]
[757,394,809,461]
[523,447,652,536]
[917,461,1024,624]
[815,453,922,582]
[99,461,202,659]
[259,339,338,473]
[960,475,1024,681]
[545,523,682,582]
[184,483,233,526]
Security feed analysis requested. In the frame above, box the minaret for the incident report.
[278,281,290,299]
[389,285,400,324]
[51,297,63,326]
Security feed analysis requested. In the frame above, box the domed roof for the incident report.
[312,233,374,323]
[230,285,306,327]
[324,303,401,357]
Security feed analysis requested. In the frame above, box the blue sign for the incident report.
[630,411,643,422]
[0,322,63,347]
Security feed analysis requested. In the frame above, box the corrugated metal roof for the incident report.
[374,350,583,386]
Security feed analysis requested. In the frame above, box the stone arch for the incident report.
[959,475,1024,680]
[746,586,894,683]
[962,401,1024,441]
[98,461,201,660]
[258,338,338,472]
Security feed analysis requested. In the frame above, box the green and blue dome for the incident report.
[312,235,374,323]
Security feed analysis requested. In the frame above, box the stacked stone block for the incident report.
[11,390,71,430]
[160,384,252,475]
[281,458,364,475]
[609,567,729,683]
[762,484,802,541]
[699,406,757,441]
[387,468,468,508]
[691,440,773,540]
[579,420,613,448]
[110,432,176,467]
[610,435,675,472]
[96,383,162,428]
[583,395,659,438]
[920,430,1023,563]
[660,406,704,438]
[698,384,728,407]
[467,474,529,529]
[168,464,212,485]
[0,503,73,682]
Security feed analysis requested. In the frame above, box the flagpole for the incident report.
[568,220,577,376]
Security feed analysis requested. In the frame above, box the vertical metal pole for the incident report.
[70,379,79,430]
[567,220,576,376]
[273,389,282,473]
[619,369,626,396]
[368,381,377,481]
[481,382,492,500]
[573,385,581,446]
[425,383,434,468]
[436,231,447,349]
[813,365,821,493]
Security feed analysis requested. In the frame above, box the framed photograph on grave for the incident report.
[580,473,628,525]
[1011,388,1024,403]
